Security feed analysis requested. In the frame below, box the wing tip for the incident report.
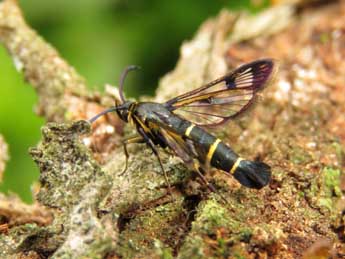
[245,58,276,91]
[225,58,277,91]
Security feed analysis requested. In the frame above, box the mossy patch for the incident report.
[195,199,229,233]
[20,121,116,258]
[177,197,257,258]
[306,167,341,213]
[117,197,186,258]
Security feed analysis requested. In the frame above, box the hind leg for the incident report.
[192,162,229,204]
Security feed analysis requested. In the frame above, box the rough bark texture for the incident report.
[0,0,344,258]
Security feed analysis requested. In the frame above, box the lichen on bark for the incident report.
[0,0,344,258]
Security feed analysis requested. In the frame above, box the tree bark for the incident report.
[0,0,344,258]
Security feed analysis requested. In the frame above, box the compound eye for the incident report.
[122,111,129,122]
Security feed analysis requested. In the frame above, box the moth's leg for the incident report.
[137,128,172,195]
[192,162,229,204]
[120,135,144,176]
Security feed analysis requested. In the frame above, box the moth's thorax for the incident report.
[134,102,173,125]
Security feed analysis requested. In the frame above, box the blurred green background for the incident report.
[0,0,269,203]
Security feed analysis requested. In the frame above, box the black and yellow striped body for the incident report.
[133,102,242,176]
[127,102,270,189]
[182,122,241,174]
[115,101,270,189]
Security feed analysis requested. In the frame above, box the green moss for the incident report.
[234,254,247,259]
[21,122,116,258]
[177,197,256,258]
[238,228,252,242]
[320,32,330,44]
[317,198,333,211]
[178,235,205,259]
[197,199,229,232]
[154,240,174,259]
[117,198,185,258]
[251,223,285,246]
[306,167,341,213]
[323,168,341,197]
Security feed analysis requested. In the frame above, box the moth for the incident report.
[89,59,274,192]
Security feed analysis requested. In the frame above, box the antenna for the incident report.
[119,65,141,103]
[88,105,125,123]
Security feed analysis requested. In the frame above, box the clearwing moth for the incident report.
[89,59,274,195]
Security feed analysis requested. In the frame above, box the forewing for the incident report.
[165,59,275,126]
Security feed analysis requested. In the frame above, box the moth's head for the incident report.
[115,100,134,123]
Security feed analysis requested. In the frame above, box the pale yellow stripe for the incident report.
[127,111,134,125]
[230,157,244,174]
[206,139,221,163]
[185,124,195,137]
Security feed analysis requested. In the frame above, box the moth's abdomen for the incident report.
[185,124,238,171]
[184,122,271,189]
[210,141,239,172]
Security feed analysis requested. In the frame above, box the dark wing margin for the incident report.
[164,59,275,127]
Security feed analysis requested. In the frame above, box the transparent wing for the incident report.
[165,59,275,126]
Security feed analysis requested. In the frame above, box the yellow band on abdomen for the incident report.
[185,124,195,137]
[230,157,244,174]
[206,139,221,163]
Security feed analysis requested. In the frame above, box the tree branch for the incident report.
[0,0,87,122]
